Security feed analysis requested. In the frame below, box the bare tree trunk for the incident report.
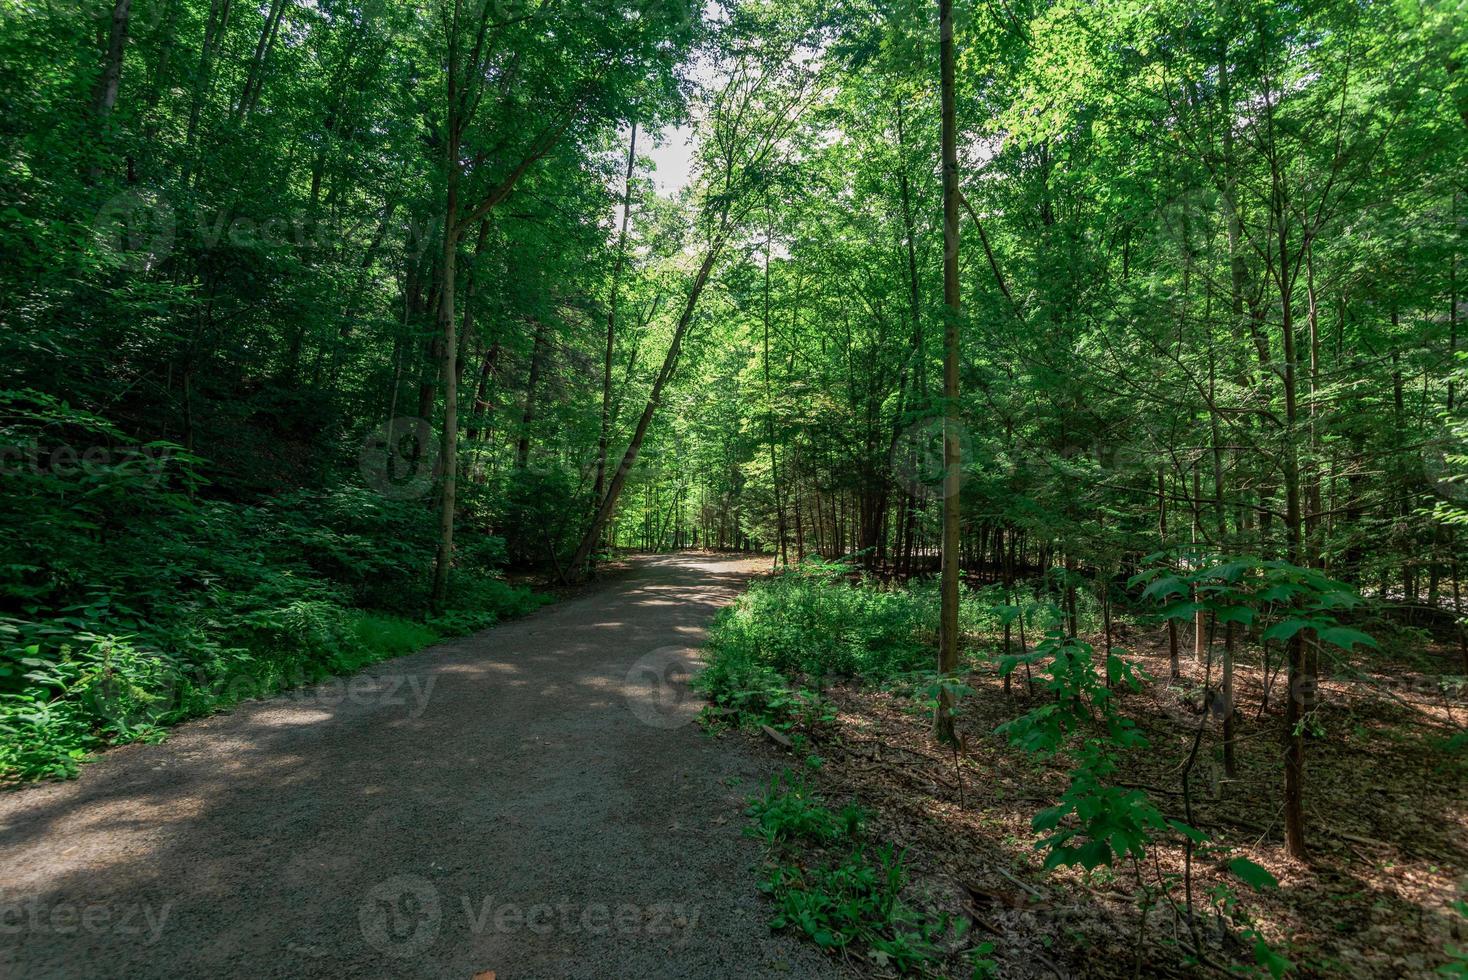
[934,0,961,746]
[793,453,806,562]
[1192,458,1206,664]
[183,0,232,184]
[1159,466,1181,679]
[1218,29,1243,775]
[1451,192,1459,412]
[427,0,571,609]
[1211,354,1237,777]
[1275,163,1310,861]
[516,319,548,470]
[233,0,291,124]
[429,128,461,613]
[92,0,131,121]
[597,123,637,503]
[568,239,724,577]
[86,0,131,181]
[464,343,500,445]
[762,224,789,567]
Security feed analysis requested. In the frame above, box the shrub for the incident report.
[747,769,954,974]
[702,562,937,684]
[0,394,547,780]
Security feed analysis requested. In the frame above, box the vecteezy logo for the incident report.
[624,646,701,729]
[892,415,971,499]
[358,418,439,500]
[91,189,175,274]
[88,664,178,737]
[359,875,441,958]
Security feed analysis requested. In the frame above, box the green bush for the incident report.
[702,561,937,684]
[747,769,954,974]
[697,561,1004,732]
[696,562,1008,739]
[0,392,547,781]
[746,770,865,846]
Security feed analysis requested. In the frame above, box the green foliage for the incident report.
[697,563,998,739]
[0,396,545,780]
[700,561,989,687]
[748,770,954,974]
[996,629,1168,871]
[694,636,797,727]
[1131,555,1377,658]
[497,467,584,570]
[0,595,518,781]
[1208,876,1295,979]
[968,942,999,979]
[997,630,1149,755]
[746,770,865,846]
[1227,857,1280,892]
[706,563,930,678]
[760,846,950,973]
[1029,748,1167,871]
[1441,899,1468,978]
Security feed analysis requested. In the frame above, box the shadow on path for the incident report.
[0,555,845,980]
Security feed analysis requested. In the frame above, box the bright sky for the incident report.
[639,3,724,197]
[647,124,698,195]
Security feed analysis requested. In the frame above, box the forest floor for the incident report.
[0,554,846,979]
[726,619,1468,978]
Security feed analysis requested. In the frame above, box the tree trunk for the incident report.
[1276,170,1309,861]
[183,0,232,184]
[1192,459,1206,664]
[934,0,961,746]
[762,225,789,567]
[92,0,131,122]
[597,123,637,503]
[568,239,725,578]
[516,319,548,470]
[429,141,460,613]
[233,0,290,124]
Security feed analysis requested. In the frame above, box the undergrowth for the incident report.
[696,558,1102,730]
[746,770,967,974]
[704,557,1313,977]
[1,398,549,780]
[696,558,1006,732]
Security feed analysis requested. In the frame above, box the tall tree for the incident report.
[934,0,962,745]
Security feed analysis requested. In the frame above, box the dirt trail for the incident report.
[0,554,845,979]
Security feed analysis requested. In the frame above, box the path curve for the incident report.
[0,554,845,979]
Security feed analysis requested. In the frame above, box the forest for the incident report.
[1,0,1465,976]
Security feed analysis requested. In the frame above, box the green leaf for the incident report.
[1214,605,1255,626]
[1032,804,1067,831]
[1229,857,1279,890]
[1142,576,1186,601]
[1317,626,1377,651]
[1166,819,1208,844]
[1259,583,1302,603]
[1203,559,1256,582]
[1159,600,1202,621]
[1254,936,1293,978]
[1262,618,1312,643]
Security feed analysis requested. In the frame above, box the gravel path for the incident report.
[0,554,847,979]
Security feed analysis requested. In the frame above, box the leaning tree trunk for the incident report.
[567,239,724,578]
[597,123,637,503]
